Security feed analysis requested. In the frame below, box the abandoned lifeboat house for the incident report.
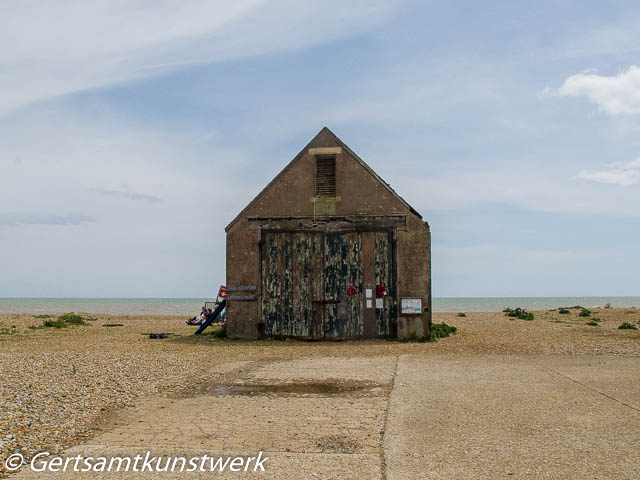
[225,127,431,340]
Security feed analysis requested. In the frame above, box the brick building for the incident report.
[225,127,431,340]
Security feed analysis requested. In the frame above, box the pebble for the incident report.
[1,308,638,476]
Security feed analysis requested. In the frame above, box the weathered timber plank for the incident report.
[374,231,394,336]
[362,232,377,338]
[247,215,407,231]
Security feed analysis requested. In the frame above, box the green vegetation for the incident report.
[390,322,457,343]
[503,307,534,321]
[604,303,612,309]
[591,317,602,322]
[585,321,599,326]
[42,319,68,329]
[558,308,570,314]
[431,322,458,339]
[625,310,636,315]
[30,312,89,330]
[209,323,227,339]
[618,322,638,330]
[578,308,592,317]
[58,312,87,325]
[457,312,467,317]
[33,314,53,319]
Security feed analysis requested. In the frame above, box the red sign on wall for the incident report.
[217,285,227,299]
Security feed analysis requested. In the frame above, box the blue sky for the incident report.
[2,0,640,297]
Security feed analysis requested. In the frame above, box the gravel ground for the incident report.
[1,306,639,476]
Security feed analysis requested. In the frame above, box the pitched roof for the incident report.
[225,127,423,232]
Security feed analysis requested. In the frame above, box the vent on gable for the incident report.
[315,156,336,197]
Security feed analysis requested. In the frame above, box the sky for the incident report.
[2,0,640,298]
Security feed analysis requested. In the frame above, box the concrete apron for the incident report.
[14,354,640,479]
[385,354,640,480]
[14,356,397,479]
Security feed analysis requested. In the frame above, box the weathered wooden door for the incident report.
[374,231,395,336]
[261,232,322,337]
[322,232,363,338]
[261,230,394,339]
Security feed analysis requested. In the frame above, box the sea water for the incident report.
[1,297,640,315]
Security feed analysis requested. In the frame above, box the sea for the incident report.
[1,297,639,315]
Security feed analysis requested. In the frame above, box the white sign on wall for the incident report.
[401,298,422,315]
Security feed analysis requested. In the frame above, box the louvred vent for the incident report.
[315,156,336,197]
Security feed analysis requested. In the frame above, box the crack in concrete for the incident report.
[380,355,399,480]
[540,364,640,414]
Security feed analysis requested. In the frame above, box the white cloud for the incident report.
[558,66,640,115]
[576,157,640,187]
[0,0,399,114]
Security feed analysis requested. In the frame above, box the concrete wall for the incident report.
[396,215,431,338]
[225,128,430,339]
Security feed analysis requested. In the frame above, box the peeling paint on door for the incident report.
[374,231,394,336]
[323,232,362,338]
[261,230,395,339]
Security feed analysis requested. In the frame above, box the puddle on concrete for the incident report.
[211,381,382,397]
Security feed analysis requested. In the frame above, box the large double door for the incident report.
[261,230,395,339]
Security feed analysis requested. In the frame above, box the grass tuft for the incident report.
[457,312,467,317]
[504,307,534,321]
[618,322,638,330]
[31,312,89,330]
[58,312,87,325]
[388,322,457,343]
[42,319,67,329]
[431,322,458,339]
[578,308,592,317]
[209,323,227,339]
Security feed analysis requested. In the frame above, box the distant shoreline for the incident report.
[1,296,639,315]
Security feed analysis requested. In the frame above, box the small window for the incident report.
[315,156,336,197]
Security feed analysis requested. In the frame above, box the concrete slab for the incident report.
[384,354,640,480]
[13,356,392,479]
[15,446,381,479]
[90,394,385,453]
[248,355,397,383]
